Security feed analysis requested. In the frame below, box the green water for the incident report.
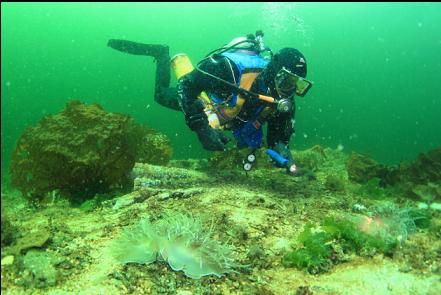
[2,2,441,173]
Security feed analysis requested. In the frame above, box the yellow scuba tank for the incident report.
[170,54,196,80]
[170,54,221,129]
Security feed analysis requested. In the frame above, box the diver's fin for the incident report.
[107,39,169,58]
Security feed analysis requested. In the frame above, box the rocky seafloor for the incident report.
[1,147,440,295]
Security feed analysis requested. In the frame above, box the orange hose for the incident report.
[257,94,276,103]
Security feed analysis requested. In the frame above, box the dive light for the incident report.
[266,149,289,166]
[266,149,298,173]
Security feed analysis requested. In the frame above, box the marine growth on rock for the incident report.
[9,100,172,202]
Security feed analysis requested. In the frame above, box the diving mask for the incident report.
[275,67,313,98]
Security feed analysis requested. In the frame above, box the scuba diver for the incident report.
[107,31,313,176]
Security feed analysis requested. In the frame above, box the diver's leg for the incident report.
[155,87,181,111]
[154,49,181,111]
[107,39,168,57]
[107,39,180,111]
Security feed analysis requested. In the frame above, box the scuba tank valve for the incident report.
[255,30,265,53]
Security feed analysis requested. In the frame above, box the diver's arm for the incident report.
[177,55,231,125]
[177,70,228,151]
[177,70,207,129]
[267,107,295,148]
[267,106,297,172]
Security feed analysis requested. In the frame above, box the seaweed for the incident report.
[282,206,417,273]
[325,175,346,192]
[282,223,333,273]
[323,217,397,255]
[357,177,387,199]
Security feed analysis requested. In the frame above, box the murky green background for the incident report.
[2,2,441,175]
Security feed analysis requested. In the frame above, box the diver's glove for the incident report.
[184,100,228,151]
[184,99,206,130]
[195,125,229,151]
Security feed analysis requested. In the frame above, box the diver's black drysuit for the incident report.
[107,39,296,164]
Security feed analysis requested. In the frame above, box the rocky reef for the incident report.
[398,147,441,185]
[9,100,171,202]
[347,148,441,188]
[346,152,390,184]
[1,203,15,247]
[1,144,440,294]
[128,120,172,166]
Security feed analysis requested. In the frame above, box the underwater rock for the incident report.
[9,100,171,202]
[157,188,204,201]
[398,147,441,185]
[1,255,15,266]
[19,250,60,288]
[11,227,51,256]
[9,100,135,201]
[169,159,210,171]
[412,182,441,204]
[358,147,441,188]
[395,232,441,275]
[1,204,15,247]
[346,152,389,184]
[296,286,313,295]
[133,177,162,189]
[293,144,327,172]
[366,147,441,197]
[111,187,203,209]
[246,244,271,269]
[111,190,156,210]
[128,120,172,165]
[131,163,210,190]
